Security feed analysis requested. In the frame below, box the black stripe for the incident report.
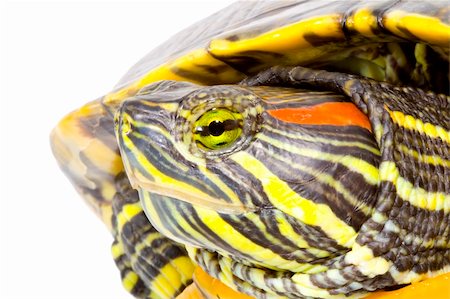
[175,200,257,261]
[394,146,449,193]
[127,132,233,203]
[260,131,379,168]
[384,87,449,126]
[393,122,450,159]
[145,193,200,247]
[129,274,150,298]
[206,160,272,208]
[135,242,187,281]
[210,50,285,75]
[220,213,317,263]
[254,141,375,230]
[303,32,345,47]
[284,212,347,253]
[259,209,320,261]
[120,212,157,254]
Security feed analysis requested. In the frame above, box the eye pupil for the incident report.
[208,120,225,136]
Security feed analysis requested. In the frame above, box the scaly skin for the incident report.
[114,68,448,298]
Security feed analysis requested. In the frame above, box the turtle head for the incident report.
[115,80,264,215]
[115,80,381,269]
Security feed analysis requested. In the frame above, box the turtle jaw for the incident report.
[126,171,251,215]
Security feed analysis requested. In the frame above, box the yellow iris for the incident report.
[193,108,242,150]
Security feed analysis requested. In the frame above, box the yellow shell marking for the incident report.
[383,10,450,47]
[345,8,378,37]
[209,14,344,65]
[104,49,245,106]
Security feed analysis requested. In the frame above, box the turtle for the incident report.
[50,1,450,299]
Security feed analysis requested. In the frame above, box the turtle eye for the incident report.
[193,108,243,150]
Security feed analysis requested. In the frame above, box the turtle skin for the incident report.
[50,1,450,298]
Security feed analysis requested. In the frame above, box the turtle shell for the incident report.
[113,0,449,95]
[50,1,449,298]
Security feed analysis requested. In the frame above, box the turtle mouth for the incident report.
[127,170,253,215]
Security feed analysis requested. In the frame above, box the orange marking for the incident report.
[192,267,255,299]
[177,267,450,299]
[268,102,372,132]
[176,283,205,299]
[366,273,450,299]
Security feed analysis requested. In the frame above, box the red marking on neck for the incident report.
[267,102,372,132]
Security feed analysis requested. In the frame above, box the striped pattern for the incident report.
[115,82,387,297]
[235,66,449,297]
[111,173,194,299]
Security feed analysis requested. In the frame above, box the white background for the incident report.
[1,1,233,298]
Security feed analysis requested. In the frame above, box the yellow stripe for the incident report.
[133,231,161,253]
[131,124,191,174]
[196,206,319,272]
[148,256,195,299]
[379,161,450,212]
[389,110,450,144]
[111,241,124,259]
[118,201,195,299]
[274,213,332,259]
[230,151,357,247]
[116,202,143,231]
[197,164,247,207]
[121,129,249,214]
[253,140,375,217]
[122,271,139,292]
[122,133,223,206]
[259,133,380,185]
[131,120,247,204]
[233,211,331,269]
[170,199,307,272]
[144,189,330,272]
[398,144,450,168]
[130,231,195,283]
[265,125,381,156]
[140,191,187,244]
[141,189,231,254]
